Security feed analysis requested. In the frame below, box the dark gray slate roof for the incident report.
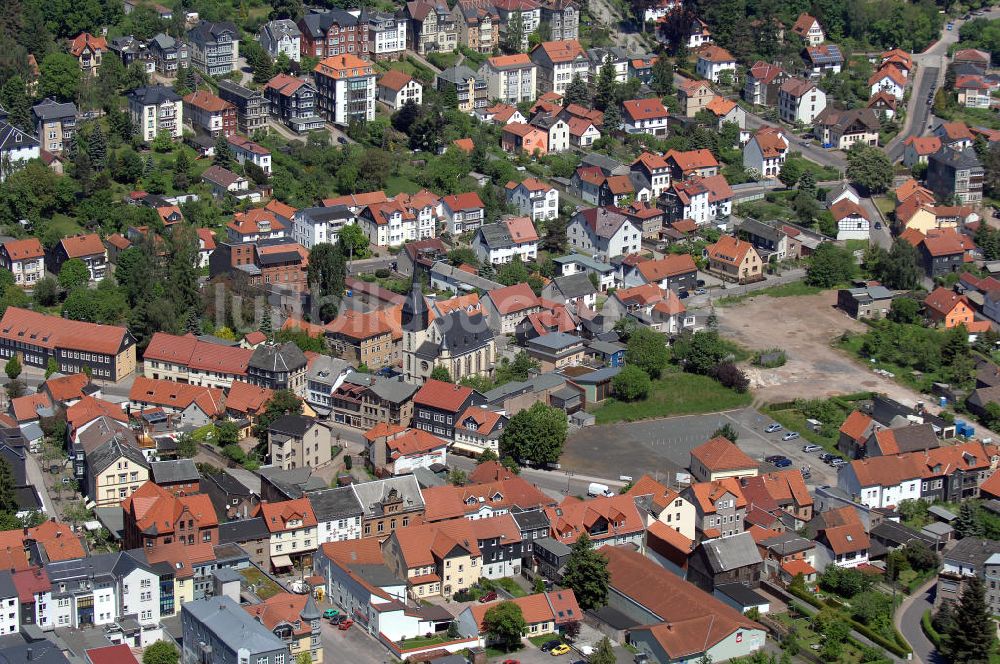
[886,423,940,453]
[697,531,763,572]
[308,486,364,521]
[31,98,77,121]
[249,342,307,373]
[945,537,1000,569]
[931,145,983,171]
[188,20,238,42]
[183,595,287,654]
[87,437,149,476]
[149,459,200,485]
[0,632,71,664]
[0,570,16,599]
[551,272,597,299]
[127,85,181,105]
[715,582,769,606]
[218,79,263,100]
[351,475,424,518]
[0,121,39,151]
[268,414,315,437]
[437,65,480,86]
[478,223,514,250]
[219,517,271,543]
[510,506,550,532]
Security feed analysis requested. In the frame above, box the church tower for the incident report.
[402,282,430,381]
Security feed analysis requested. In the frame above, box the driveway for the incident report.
[896,577,940,664]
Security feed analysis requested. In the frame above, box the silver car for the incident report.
[802,444,822,453]
[782,432,800,441]
[765,423,783,433]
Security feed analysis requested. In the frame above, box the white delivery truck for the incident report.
[587,482,614,497]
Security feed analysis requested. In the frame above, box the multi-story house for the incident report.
[587,47,629,83]
[247,342,308,395]
[803,44,843,77]
[143,332,252,389]
[358,191,438,247]
[69,32,107,77]
[383,520,482,598]
[32,98,77,155]
[256,498,318,572]
[351,475,425,539]
[109,35,154,74]
[566,206,642,258]
[743,127,789,179]
[291,206,353,249]
[313,54,377,124]
[264,73,324,133]
[183,90,236,138]
[228,134,272,176]
[683,478,747,538]
[743,61,786,106]
[629,152,671,200]
[956,74,992,108]
[122,481,218,552]
[622,98,669,136]
[545,494,645,548]
[404,0,459,55]
[505,179,558,222]
[483,282,543,335]
[309,486,364,544]
[0,308,136,381]
[813,107,879,150]
[531,39,588,94]
[689,436,758,482]
[540,0,578,41]
[268,414,332,470]
[624,475,696,540]
[330,372,419,430]
[441,192,486,234]
[495,0,541,52]
[376,70,423,109]
[0,238,45,287]
[364,425,448,476]
[677,78,716,117]
[475,216,539,266]
[437,64,488,112]
[147,33,189,77]
[813,507,870,570]
[778,77,826,125]
[187,20,240,76]
[367,11,407,61]
[86,436,151,507]
[0,120,40,182]
[303,355,351,415]
[45,551,161,629]
[412,379,485,440]
[127,85,183,143]
[298,9,370,59]
[791,13,824,45]
[452,0,500,53]
[0,570,18,634]
[182,596,290,664]
[927,146,984,205]
[937,537,1000,612]
[260,19,301,62]
[481,54,537,104]
[325,308,399,369]
[704,234,763,283]
[217,80,268,135]
[48,233,107,282]
[695,44,737,83]
[244,593,323,664]
[472,514,525,579]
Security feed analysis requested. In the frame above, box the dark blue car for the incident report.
[774,458,793,468]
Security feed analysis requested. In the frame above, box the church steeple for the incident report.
[401,281,429,332]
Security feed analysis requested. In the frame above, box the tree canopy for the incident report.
[562,533,610,611]
[499,401,568,465]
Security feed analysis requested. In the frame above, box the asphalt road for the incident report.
[744,110,847,171]
[897,578,939,664]
[886,66,939,163]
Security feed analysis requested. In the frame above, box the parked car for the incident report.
[551,645,572,656]
[774,458,793,468]
[765,423,783,433]
[479,591,498,603]
[329,614,347,625]
[802,444,822,453]
[323,608,339,619]
[503,660,521,664]
[831,458,848,468]
[782,432,800,441]
[695,288,707,295]
[818,452,836,462]
[541,640,563,653]
[338,619,354,630]
[765,455,789,464]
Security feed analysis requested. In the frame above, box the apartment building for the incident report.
[257,498,319,572]
[530,40,589,94]
[142,332,253,389]
[313,54,377,124]
[187,20,240,76]
[481,54,537,104]
[32,98,77,155]
[0,238,45,287]
[217,80,268,135]
[183,90,236,138]
[127,85,183,143]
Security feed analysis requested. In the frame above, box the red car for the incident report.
[338,619,354,630]
[478,591,498,603]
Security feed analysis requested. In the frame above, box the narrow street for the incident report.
[896,577,939,664]
[24,450,55,516]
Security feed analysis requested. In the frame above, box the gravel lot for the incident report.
[715,290,926,406]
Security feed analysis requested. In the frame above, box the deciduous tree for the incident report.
[483,601,526,651]
[612,364,651,401]
[58,258,91,292]
[625,326,668,379]
[499,401,567,464]
[562,533,610,611]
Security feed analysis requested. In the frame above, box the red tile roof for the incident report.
[43,373,90,403]
[3,238,44,261]
[60,233,105,258]
[622,98,668,122]
[545,495,644,544]
[378,69,415,91]
[225,380,273,416]
[687,478,747,513]
[636,254,697,283]
[442,192,485,212]
[839,410,873,443]
[257,498,317,532]
[665,148,718,173]
[69,32,107,56]
[386,428,448,456]
[696,44,735,63]
[129,376,225,417]
[487,282,541,315]
[11,392,52,422]
[184,89,233,113]
[143,332,252,375]
[413,379,474,412]
[66,396,127,431]
[924,287,969,318]
[691,436,756,472]
[0,307,132,356]
[706,235,755,267]
[422,477,554,521]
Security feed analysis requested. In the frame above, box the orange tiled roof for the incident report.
[257,498,317,532]
[413,379,474,412]
[129,376,225,417]
[225,380,273,415]
[60,233,105,258]
[69,32,107,56]
[2,238,44,261]
[691,436,756,472]
[378,69,415,91]
[687,478,747,513]
[839,410,873,443]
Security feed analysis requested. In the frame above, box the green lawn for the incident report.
[401,634,452,649]
[715,281,826,306]
[426,51,460,69]
[49,214,84,237]
[496,577,528,598]
[591,369,752,424]
[386,175,422,196]
[239,567,283,600]
[528,634,558,647]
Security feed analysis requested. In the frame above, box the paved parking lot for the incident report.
[320,617,389,664]
[562,407,837,488]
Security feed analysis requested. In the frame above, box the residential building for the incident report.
[869,66,906,100]
[376,70,423,109]
[308,486,364,545]
[813,507,870,569]
[505,178,558,222]
[128,376,224,425]
[495,0,541,52]
[127,85,183,143]
[217,80,268,135]
[32,98,76,155]
[743,61,786,106]
[453,408,508,456]
[530,40,589,95]
[803,44,844,77]
[297,9,369,59]
[927,146,984,205]
[0,121,40,182]
[663,175,733,225]
[743,127,788,178]
[365,425,448,476]
[544,494,645,547]
[366,11,407,61]
[791,13,824,46]
[264,74,324,133]
[541,271,597,309]
[404,0,459,55]
[260,19,301,62]
[86,436,151,507]
[313,54,377,124]
[382,520,480,598]
[147,33,189,77]
[925,287,976,327]
[452,0,500,53]
[687,532,764,592]
[291,206,354,249]
[48,233,107,282]
[778,78,826,124]
[351,474,425,539]
[436,65,488,112]
[122,481,218,552]
[247,342,308,395]
[411,379,485,440]
[482,282,543,335]
[243,593,323,664]
[0,238,45,286]
[622,98,669,136]
[256,497,318,571]
[587,46,629,83]
[268,414,332,470]
[622,254,697,292]
[501,122,548,155]
[148,459,201,496]
[187,20,240,76]
[683,478,747,538]
[813,107,879,149]
[330,372,419,430]
[836,284,895,320]
[0,307,136,381]
[324,308,399,370]
[665,148,719,180]
[902,136,943,168]
[143,332,252,388]
[441,192,486,234]
[457,589,580,644]
[830,197,871,241]
[475,216,539,266]
[182,596,289,664]
[183,90,236,138]
[566,206,642,258]
[690,436,758,482]
[934,121,976,150]
[625,474,697,540]
[695,44,737,83]
[69,32,107,76]
[541,0,578,41]
[481,54,537,104]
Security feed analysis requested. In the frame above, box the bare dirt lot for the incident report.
[715,290,926,406]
